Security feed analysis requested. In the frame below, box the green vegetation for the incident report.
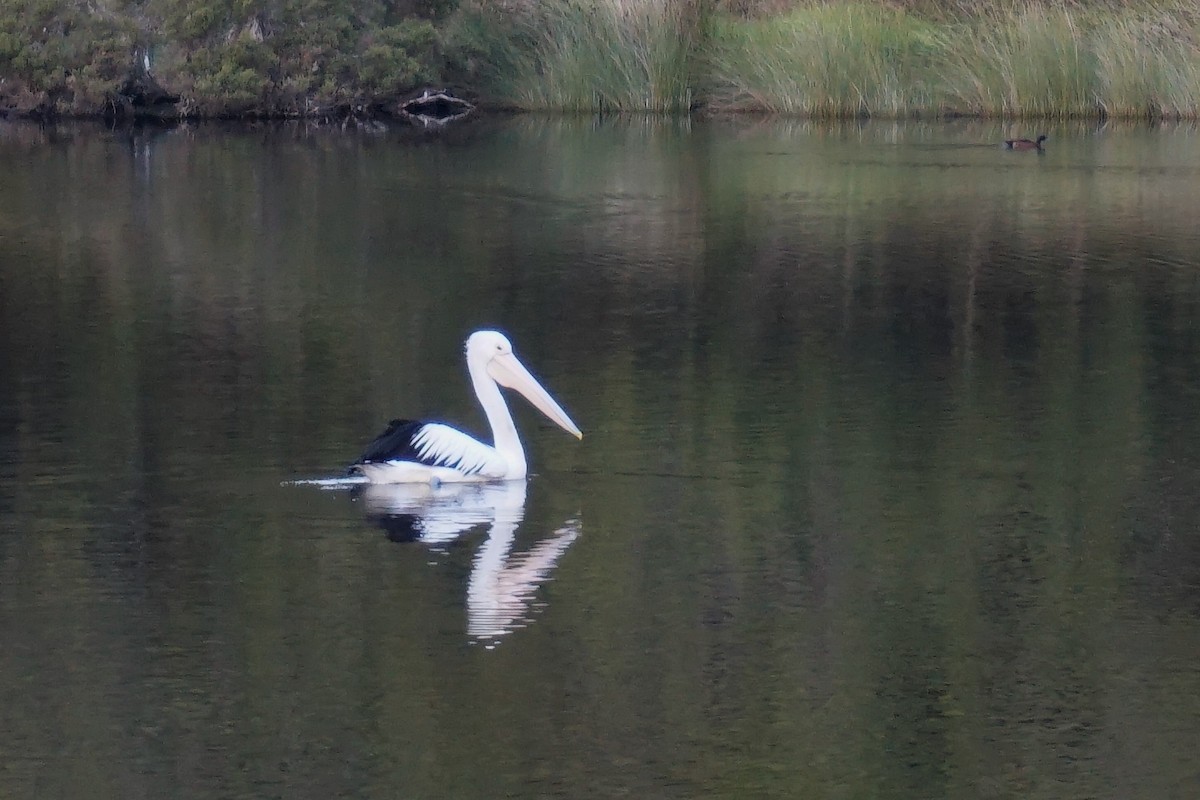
[1,0,1198,118]
[448,0,704,112]
[705,4,947,116]
[0,0,445,117]
[939,4,1200,118]
[0,0,137,114]
[1090,8,1200,118]
[448,0,1200,118]
[706,1,1200,118]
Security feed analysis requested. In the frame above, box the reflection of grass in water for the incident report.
[686,120,1200,249]
[6,120,1200,798]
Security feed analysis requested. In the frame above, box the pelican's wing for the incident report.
[354,419,507,477]
[355,419,423,463]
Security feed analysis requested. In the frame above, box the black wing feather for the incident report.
[354,418,427,465]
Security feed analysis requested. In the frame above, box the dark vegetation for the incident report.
[0,0,450,118]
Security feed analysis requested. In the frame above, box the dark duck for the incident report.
[1004,134,1047,151]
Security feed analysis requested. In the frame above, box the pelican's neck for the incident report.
[469,356,527,478]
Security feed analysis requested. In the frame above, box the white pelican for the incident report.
[350,330,582,484]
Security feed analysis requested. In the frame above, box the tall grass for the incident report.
[936,4,1200,118]
[455,0,701,112]
[940,7,1100,118]
[704,1,1200,119]
[1091,10,1200,118]
[451,0,1200,119]
[706,4,946,117]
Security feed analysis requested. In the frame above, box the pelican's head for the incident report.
[466,330,583,439]
[466,330,515,361]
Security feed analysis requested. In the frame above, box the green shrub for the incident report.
[349,22,437,95]
[186,35,276,112]
[0,0,136,112]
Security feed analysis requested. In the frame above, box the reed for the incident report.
[1091,10,1200,118]
[939,6,1100,118]
[705,4,946,117]
[463,0,701,112]
[703,1,1200,119]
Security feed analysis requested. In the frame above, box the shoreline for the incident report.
[3,106,1194,125]
[2,89,1194,125]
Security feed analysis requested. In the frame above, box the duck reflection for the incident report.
[357,481,579,644]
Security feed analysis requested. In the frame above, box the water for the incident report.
[1,117,1199,799]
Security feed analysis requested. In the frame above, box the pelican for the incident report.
[350,330,582,484]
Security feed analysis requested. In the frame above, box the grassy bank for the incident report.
[1,0,1198,119]
[451,0,1200,118]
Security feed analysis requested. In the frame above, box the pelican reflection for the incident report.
[358,480,579,644]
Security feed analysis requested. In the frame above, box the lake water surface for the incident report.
[1,117,1199,799]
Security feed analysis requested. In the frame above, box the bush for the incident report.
[188,36,276,112]
[0,0,137,113]
[348,22,438,96]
